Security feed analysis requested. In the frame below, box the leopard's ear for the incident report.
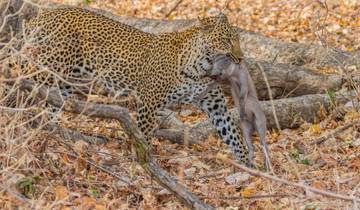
[218,12,226,19]
[197,16,215,34]
[217,12,229,23]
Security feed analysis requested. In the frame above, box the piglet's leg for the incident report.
[253,104,272,172]
[232,65,249,120]
[240,119,255,164]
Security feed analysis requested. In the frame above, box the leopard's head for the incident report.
[197,13,243,63]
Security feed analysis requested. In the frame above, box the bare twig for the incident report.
[312,120,360,145]
[0,0,26,33]
[53,151,131,186]
[222,157,360,203]
[203,193,292,200]
[43,122,108,144]
[154,128,201,145]
[165,0,183,18]
[257,62,281,131]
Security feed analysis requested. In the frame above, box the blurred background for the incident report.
[49,0,360,52]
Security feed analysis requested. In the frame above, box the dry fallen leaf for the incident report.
[80,196,102,210]
[73,140,89,154]
[75,156,88,175]
[192,160,211,170]
[225,172,251,185]
[54,185,69,201]
[344,111,360,121]
[308,124,322,135]
[320,154,338,167]
[311,181,326,190]
[240,187,256,198]
[348,157,360,170]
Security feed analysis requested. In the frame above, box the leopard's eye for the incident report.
[221,37,231,43]
[222,38,231,47]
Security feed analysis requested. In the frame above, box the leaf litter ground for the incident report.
[1,0,360,209]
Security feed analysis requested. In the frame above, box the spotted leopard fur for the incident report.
[20,8,249,164]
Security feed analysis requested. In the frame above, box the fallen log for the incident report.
[0,1,347,100]
[234,90,355,129]
[235,58,343,100]
[155,90,356,144]
[3,79,354,146]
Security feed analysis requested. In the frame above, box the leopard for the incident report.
[15,7,250,165]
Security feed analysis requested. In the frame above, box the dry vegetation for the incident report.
[1,0,360,209]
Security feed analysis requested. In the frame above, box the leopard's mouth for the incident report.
[210,74,221,81]
[229,53,240,64]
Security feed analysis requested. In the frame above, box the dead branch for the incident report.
[257,62,281,131]
[4,79,354,147]
[164,0,183,18]
[128,90,355,145]
[0,0,39,45]
[156,90,356,144]
[222,157,360,203]
[54,151,131,186]
[222,58,343,100]
[312,120,360,145]
[14,79,214,210]
[154,128,201,145]
[43,122,109,144]
[0,107,109,144]
[247,90,355,129]
[202,193,292,200]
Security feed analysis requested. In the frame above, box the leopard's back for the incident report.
[25,8,154,95]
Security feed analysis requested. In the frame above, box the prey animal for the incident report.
[199,55,271,170]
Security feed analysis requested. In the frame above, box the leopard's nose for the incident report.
[210,75,221,81]
[230,39,243,63]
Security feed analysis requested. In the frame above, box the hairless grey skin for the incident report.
[200,55,271,170]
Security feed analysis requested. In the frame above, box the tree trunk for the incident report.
[154,90,356,144]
